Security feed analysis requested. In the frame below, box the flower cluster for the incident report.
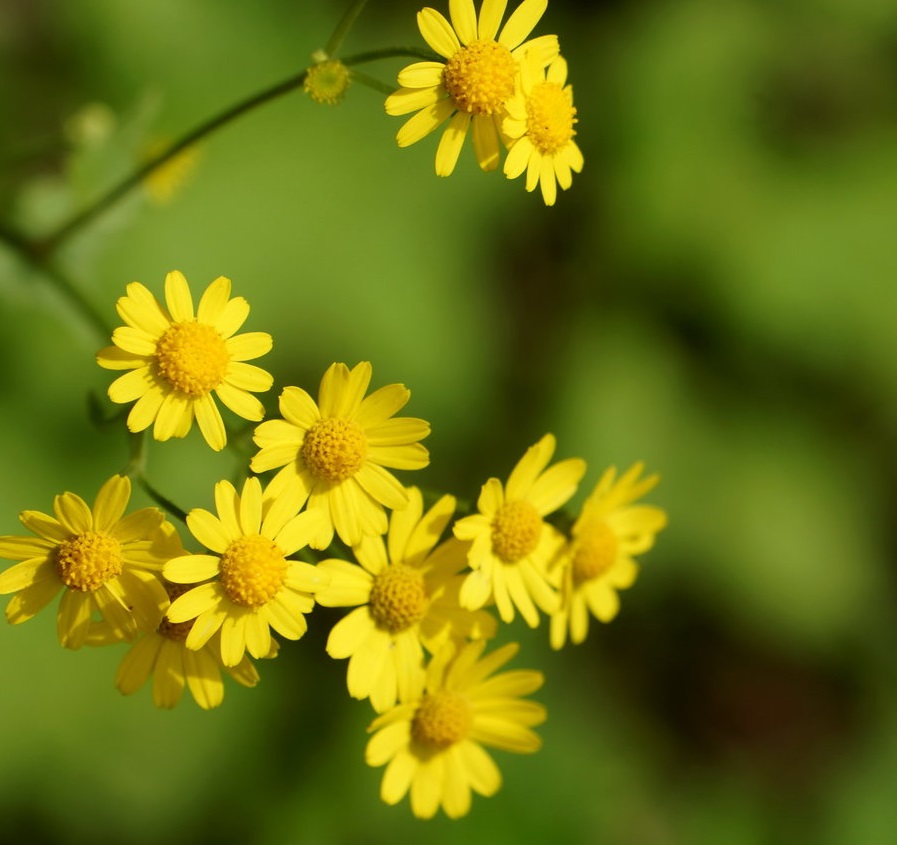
[0,271,665,819]
[385,0,583,205]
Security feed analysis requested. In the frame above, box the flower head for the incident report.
[454,433,585,627]
[317,487,496,712]
[385,0,559,176]
[250,362,431,548]
[163,476,329,667]
[503,53,583,205]
[0,475,180,649]
[90,579,276,709]
[549,463,667,649]
[97,271,274,452]
[304,57,351,105]
[366,639,546,819]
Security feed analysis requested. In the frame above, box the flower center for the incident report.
[158,582,193,641]
[442,40,516,116]
[304,59,351,105]
[369,564,428,634]
[301,418,368,482]
[572,522,618,584]
[411,691,471,749]
[525,81,577,155]
[55,531,123,592]
[154,321,230,396]
[218,535,287,607]
[491,500,542,563]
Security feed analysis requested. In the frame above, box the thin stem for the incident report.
[137,476,189,524]
[27,47,433,255]
[0,226,111,339]
[36,68,309,253]
[325,0,370,57]
[349,69,396,97]
[42,260,113,338]
[343,46,439,66]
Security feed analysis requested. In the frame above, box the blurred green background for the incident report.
[2,0,897,842]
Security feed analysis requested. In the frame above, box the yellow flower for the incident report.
[304,57,351,105]
[454,433,585,627]
[385,0,559,176]
[108,580,275,709]
[503,52,582,206]
[0,475,178,649]
[317,487,496,712]
[97,271,274,452]
[549,463,667,649]
[141,137,202,205]
[163,476,328,667]
[366,640,546,819]
[250,361,431,549]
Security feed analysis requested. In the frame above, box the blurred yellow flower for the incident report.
[163,476,328,667]
[250,361,431,548]
[0,475,178,649]
[503,53,582,205]
[304,58,351,105]
[549,463,667,649]
[366,640,546,819]
[141,137,202,204]
[454,433,585,626]
[97,271,273,452]
[385,0,559,176]
[317,487,496,712]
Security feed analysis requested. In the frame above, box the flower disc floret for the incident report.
[526,80,577,155]
[442,40,516,115]
[304,59,351,105]
[412,690,472,748]
[219,535,287,608]
[491,500,542,563]
[369,564,428,634]
[301,417,368,482]
[55,531,123,592]
[571,522,617,584]
[154,321,230,396]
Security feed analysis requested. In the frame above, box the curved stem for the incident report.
[36,68,309,253]
[325,0,370,57]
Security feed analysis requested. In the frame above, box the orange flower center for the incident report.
[491,500,542,563]
[525,81,577,155]
[412,691,472,748]
[154,321,230,396]
[301,418,368,482]
[442,40,516,115]
[369,564,428,633]
[55,531,123,591]
[571,522,618,584]
[219,534,287,607]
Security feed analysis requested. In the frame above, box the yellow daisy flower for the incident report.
[366,640,546,819]
[88,579,276,709]
[96,270,274,452]
[0,475,178,649]
[454,433,585,627]
[385,0,559,176]
[317,487,496,713]
[250,361,431,549]
[163,476,328,667]
[549,463,667,649]
[503,52,583,206]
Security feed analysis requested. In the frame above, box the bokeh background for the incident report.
[2,0,897,842]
